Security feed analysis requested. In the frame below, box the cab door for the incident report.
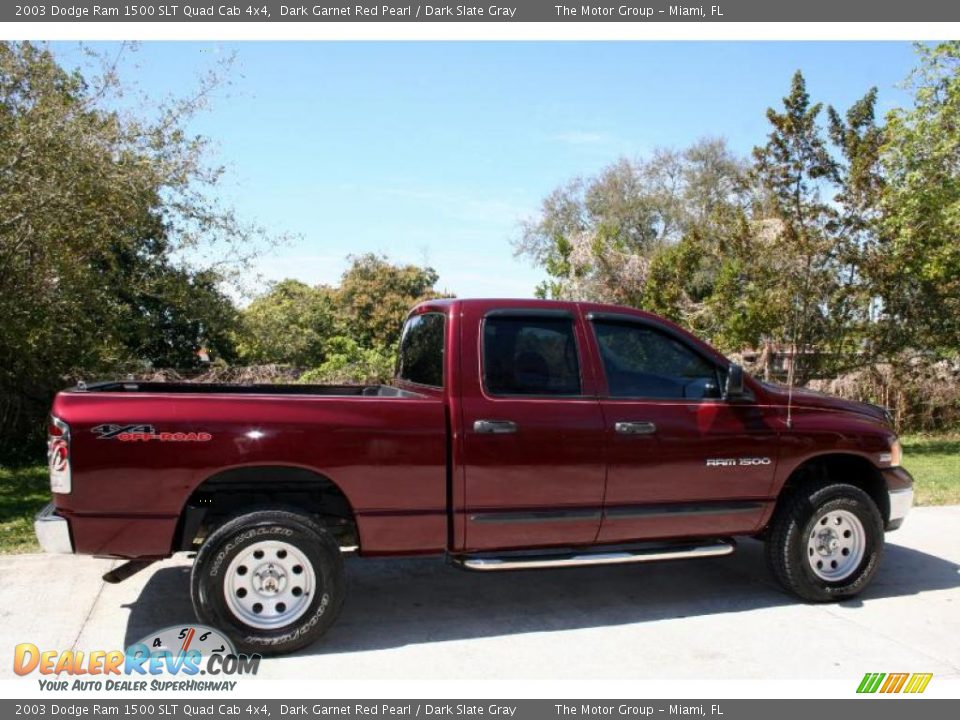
[458,306,606,551]
[585,314,779,544]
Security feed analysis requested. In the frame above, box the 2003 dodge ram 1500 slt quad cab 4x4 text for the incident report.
[35,299,914,654]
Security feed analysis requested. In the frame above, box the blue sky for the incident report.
[55,42,920,299]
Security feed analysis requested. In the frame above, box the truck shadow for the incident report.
[122,539,959,654]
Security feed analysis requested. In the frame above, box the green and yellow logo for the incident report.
[857,672,933,694]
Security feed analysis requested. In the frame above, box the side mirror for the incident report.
[724,363,745,400]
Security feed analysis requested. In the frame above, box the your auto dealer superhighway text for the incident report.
[280,706,517,717]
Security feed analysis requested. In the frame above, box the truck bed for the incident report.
[51,380,449,557]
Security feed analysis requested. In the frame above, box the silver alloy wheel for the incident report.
[224,540,316,629]
[806,509,866,582]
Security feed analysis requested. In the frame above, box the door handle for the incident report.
[473,419,518,434]
[615,421,657,436]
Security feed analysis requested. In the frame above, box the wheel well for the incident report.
[173,466,358,552]
[777,453,889,523]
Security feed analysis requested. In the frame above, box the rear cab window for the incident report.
[397,312,446,388]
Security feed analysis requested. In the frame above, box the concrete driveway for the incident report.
[1,506,958,680]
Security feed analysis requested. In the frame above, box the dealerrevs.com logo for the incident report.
[13,625,259,691]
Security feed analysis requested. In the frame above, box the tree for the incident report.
[873,41,960,357]
[514,138,749,303]
[826,87,886,361]
[751,71,839,381]
[236,280,337,367]
[336,253,448,349]
[748,71,889,381]
[643,211,785,354]
[516,73,896,384]
[96,212,240,369]
[234,254,450,381]
[0,42,260,458]
[644,75,888,380]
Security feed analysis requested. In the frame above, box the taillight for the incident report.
[48,416,71,494]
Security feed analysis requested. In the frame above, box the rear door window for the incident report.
[483,316,582,396]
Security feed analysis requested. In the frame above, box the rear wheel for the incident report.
[191,509,345,655]
[765,482,884,602]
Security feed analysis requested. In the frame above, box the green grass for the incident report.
[901,434,960,506]
[0,464,50,554]
[0,434,957,554]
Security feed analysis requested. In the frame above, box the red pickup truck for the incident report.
[36,299,913,654]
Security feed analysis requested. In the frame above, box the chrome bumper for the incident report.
[887,487,914,531]
[35,503,73,554]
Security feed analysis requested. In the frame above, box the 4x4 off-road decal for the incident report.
[91,424,212,442]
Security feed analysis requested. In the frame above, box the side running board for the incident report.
[450,539,735,572]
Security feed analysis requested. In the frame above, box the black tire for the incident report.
[765,481,884,602]
[191,509,345,655]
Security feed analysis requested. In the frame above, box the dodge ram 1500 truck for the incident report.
[36,298,914,654]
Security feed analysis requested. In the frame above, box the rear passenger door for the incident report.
[587,315,778,544]
[459,308,607,551]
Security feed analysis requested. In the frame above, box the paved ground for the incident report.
[1,506,958,680]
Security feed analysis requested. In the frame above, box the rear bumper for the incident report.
[883,467,915,531]
[35,503,74,554]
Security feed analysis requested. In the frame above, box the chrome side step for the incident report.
[451,539,735,572]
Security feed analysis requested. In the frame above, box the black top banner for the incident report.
[0,701,957,720]
[4,0,959,23]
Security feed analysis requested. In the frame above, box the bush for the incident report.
[806,357,960,433]
[299,338,396,385]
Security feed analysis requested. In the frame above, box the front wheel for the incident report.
[191,509,345,655]
[765,482,884,602]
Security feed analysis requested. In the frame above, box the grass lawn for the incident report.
[0,464,50,554]
[901,434,960,506]
[0,434,956,554]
